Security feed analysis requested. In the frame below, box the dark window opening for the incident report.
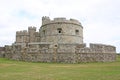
[75,30,79,35]
[55,45,57,47]
[43,30,45,35]
[58,30,61,33]
[57,28,62,33]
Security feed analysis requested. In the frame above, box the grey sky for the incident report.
[0,0,120,52]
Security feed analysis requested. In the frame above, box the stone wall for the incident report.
[0,47,5,57]
[76,43,116,53]
[16,26,38,44]
[75,53,116,62]
[90,43,116,53]
[40,17,83,44]
[4,51,116,63]
[4,43,116,63]
[4,45,13,59]
[0,51,5,58]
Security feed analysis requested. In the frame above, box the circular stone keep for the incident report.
[39,17,83,44]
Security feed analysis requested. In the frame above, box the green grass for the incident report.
[0,56,120,80]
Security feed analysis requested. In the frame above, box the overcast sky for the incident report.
[0,0,120,52]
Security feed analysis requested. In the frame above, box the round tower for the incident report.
[39,16,83,44]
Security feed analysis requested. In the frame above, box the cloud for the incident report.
[0,0,120,52]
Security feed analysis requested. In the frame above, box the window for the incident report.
[75,30,79,35]
[57,28,62,33]
[43,30,45,35]
[55,45,57,47]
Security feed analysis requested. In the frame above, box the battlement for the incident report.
[42,16,81,26]
[16,27,37,36]
[90,43,116,49]
[28,26,36,31]
[89,43,116,53]
[76,43,116,53]
[42,16,50,21]
[54,17,66,21]
[16,30,29,36]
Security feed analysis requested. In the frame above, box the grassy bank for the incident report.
[0,55,120,80]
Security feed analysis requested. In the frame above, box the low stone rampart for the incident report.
[75,53,116,62]
[3,43,116,63]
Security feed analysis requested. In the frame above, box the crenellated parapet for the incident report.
[28,26,36,31]
[90,43,116,53]
[16,26,38,43]
[16,30,29,36]
[76,43,116,53]
[42,16,82,27]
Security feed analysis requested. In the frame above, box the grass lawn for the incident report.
[0,55,120,80]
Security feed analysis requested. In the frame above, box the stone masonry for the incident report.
[1,16,116,63]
